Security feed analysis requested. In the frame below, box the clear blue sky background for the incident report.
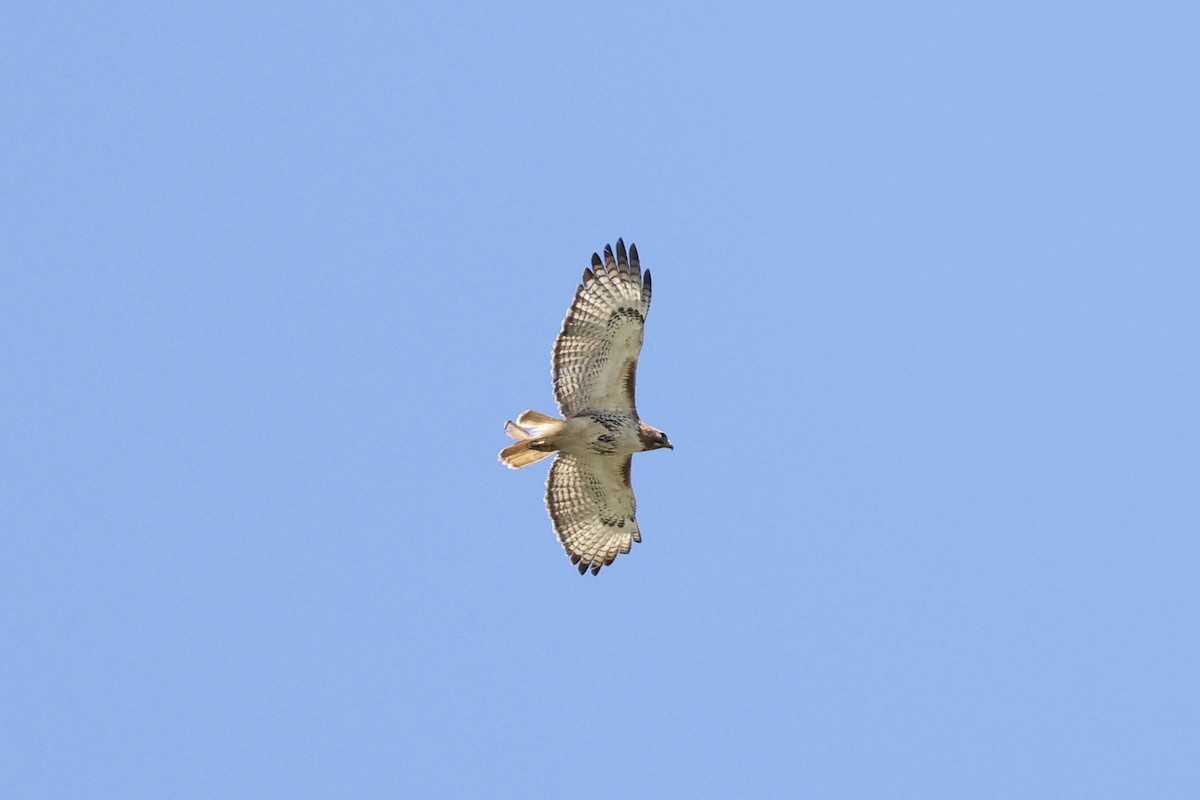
[3,2,1198,797]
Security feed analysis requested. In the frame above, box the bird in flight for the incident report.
[499,239,672,575]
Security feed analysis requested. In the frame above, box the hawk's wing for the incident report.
[546,453,641,575]
[552,239,652,417]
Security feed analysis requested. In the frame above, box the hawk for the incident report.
[499,239,672,575]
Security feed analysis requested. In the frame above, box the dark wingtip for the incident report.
[590,253,602,270]
[590,563,601,576]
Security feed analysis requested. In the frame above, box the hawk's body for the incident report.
[499,240,671,575]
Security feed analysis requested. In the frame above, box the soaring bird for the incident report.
[499,239,672,575]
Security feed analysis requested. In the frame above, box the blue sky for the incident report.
[3,2,1198,797]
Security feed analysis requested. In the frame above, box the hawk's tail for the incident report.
[498,411,562,469]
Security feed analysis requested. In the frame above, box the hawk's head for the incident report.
[639,424,673,451]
